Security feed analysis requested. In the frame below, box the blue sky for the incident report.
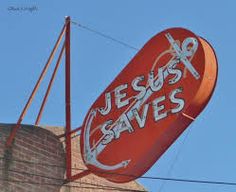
[0,1,235,191]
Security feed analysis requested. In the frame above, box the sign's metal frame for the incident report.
[5,16,90,182]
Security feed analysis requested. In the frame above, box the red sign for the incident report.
[80,28,218,183]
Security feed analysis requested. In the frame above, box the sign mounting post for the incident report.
[5,16,91,182]
[64,16,91,182]
[65,16,72,180]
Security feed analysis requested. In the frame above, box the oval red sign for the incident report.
[80,28,218,183]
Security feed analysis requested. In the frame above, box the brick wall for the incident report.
[0,123,66,192]
[0,124,146,192]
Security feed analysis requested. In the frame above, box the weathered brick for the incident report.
[0,124,146,192]
[0,123,65,192]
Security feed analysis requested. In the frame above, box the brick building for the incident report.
[0,123,146,192]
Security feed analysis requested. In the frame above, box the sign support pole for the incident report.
[35,43,65,125]
[5,22,66,148]
[65,16,72,180]
[64,16,91,182]
[5,16,90,182]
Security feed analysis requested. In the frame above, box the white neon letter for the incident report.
[169,88,185,114]
[152,96,167,122]
[115,84,129,109]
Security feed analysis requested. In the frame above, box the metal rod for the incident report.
[64,17,90,182]
[5,23,66,148]
[35,43,65,125]
[65,16,72,180]
[69,170,92,182]
[58,126,82,139]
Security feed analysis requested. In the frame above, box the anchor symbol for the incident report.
[83,109,131,170]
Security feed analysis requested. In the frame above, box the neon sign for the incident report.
[80,28,218,183]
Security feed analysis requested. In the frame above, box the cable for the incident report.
[158,126,192,192]
[0,158,145,191]
[0,178,140,191]
[0,155,144,191]
[71,20,139,51]
[1,156,236,187]
[0,167,145,192]
[66,19,156,141]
